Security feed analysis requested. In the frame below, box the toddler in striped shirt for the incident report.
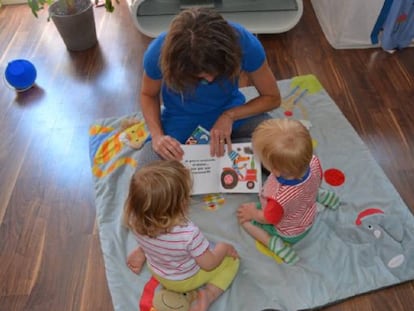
[124,160,239,311]
[237,118,339,265]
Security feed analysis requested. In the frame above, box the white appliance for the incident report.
[126,0,303,37]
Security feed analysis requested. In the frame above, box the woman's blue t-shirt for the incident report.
[143,22,266,143]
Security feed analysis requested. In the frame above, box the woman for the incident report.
[139,7,281,166]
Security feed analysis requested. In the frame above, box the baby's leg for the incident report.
[317,188,340,209]
[242,222,299,265]
[189,256,239,310]
[127,246,146,274]
[190,284,223,311]
[241,221,271,245]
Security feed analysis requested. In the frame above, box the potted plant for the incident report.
[27,0,118,51]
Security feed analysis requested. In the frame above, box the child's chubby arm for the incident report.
[237,202,267,224]
[194,242,239,271]
[237,200,284,225]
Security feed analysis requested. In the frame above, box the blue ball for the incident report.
[5,59,37,91]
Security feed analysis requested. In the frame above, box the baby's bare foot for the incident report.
[127,247,145,274]
[189,285,223,311]
[189,290,208,311]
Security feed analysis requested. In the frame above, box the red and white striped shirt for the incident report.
[135,220,210,280]
[260,155,322,237]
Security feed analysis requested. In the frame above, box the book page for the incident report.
[181,142,262,195]
[218,142,262,193]
[181,144,220,195]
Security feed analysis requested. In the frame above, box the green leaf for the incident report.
[105,0,115,12]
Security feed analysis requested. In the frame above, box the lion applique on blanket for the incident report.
[89,118,148,178]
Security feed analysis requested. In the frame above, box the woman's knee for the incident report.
[232,113,272,140]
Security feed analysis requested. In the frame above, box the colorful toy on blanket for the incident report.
[202,193,225,211]
[140,277,159,311]
[153,289,198,311]
[89,118,148,178]
[139,276,198,311]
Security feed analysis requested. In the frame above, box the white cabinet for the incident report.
[126,0,303,37]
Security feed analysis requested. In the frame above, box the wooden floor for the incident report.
[1,1,413,310]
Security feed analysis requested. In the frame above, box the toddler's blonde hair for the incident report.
[252,118,313,179]
[123,160,192,238]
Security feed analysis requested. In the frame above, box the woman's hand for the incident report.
[152,135,184,160]
[210,112,233,157]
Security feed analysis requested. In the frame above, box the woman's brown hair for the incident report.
[123,160,192,238]
[160,8,242,92]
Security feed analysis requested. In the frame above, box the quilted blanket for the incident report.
[89,75,414,311]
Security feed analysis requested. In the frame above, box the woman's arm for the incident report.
[225,60,281,120]
[210,61,280,156]
[140,72,184,160]
[140,71,163,138]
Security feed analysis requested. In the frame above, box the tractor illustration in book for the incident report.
[221,146,258,190]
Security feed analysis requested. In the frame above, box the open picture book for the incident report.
[181,126,262,195]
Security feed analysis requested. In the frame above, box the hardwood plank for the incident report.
[79,233,113,311]
[0,111,32,223]
[0,216,46,296]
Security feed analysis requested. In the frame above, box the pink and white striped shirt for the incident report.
[259,155,322,237]
[135,220,210,280]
